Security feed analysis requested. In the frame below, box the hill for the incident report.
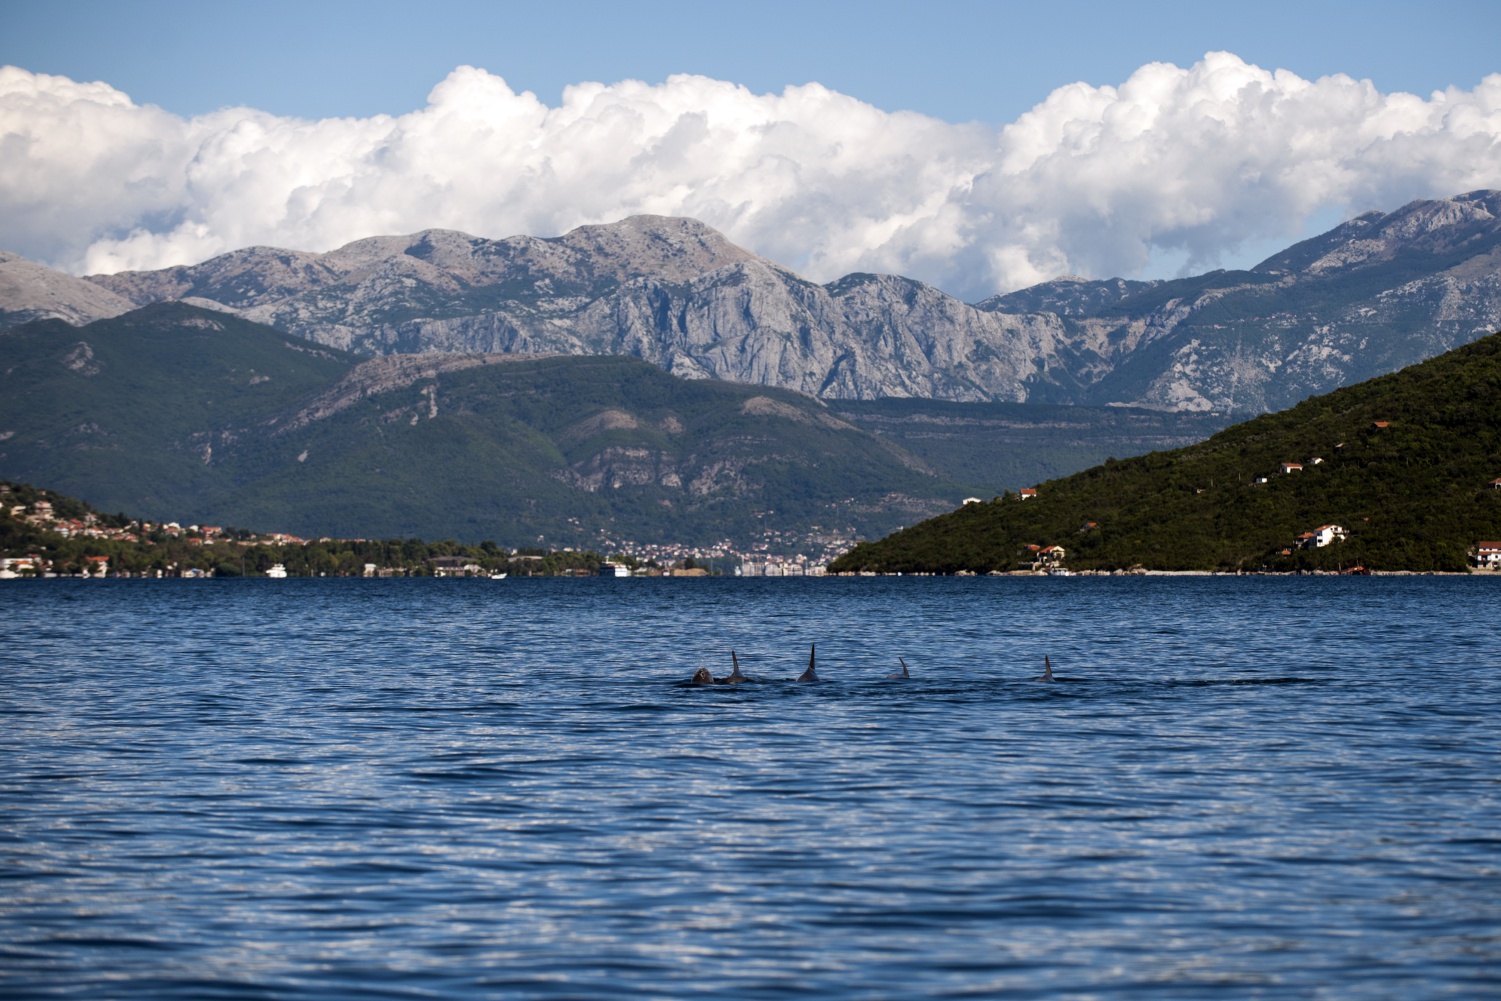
[1,302,1232,551]
[828,332,1501,574]
[0,303,958,550]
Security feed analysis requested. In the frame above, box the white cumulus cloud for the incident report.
[2,54,1500,300]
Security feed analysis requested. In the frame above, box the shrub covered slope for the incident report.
[831,332,1501,573]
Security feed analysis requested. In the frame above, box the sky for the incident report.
[3,0,1500,299]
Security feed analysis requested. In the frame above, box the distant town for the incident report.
[0,482,849,579]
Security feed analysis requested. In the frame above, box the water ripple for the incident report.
[1,576,1498,998]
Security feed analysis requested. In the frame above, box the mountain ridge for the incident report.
[6,191,1501,413]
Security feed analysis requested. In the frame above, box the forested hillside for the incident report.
[830,332,1501,573]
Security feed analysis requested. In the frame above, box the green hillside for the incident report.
[829,398,1231,492]
[201,352,962,547]
[830,332,1501,573]
[0,304,960,548]
[3,303,1244,551]
[0,303,356,516]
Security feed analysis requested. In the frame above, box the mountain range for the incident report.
[5,190,1501,415]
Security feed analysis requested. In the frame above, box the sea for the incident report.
[2,576,1498,999]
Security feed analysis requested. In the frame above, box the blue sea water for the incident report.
[1,576,1498,999]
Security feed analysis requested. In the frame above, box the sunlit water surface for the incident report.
[1,577,1498,999]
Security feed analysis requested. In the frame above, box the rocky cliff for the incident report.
[6,192,1500,414]
[980,190,1501,412]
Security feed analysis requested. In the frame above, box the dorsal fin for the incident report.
[1036,655,1054,681]
[798,643,819,682]
[728,650,745,681]
[900,657,910,678]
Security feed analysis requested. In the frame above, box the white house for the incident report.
[1280,462,1303,474]
[1474,542,1501,567]
[1300,524,1349,548]
[1018,488,1038,500]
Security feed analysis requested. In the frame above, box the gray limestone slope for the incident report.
[79,216,1071,404]
[0,251,136,327]
[7,193,1498,412]
[975,190,1501,413]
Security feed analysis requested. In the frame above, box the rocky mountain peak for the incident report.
[0,251,135,326]
[1254,190,1501,277]
[546,215,758,283]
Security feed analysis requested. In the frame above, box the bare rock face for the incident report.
[976,190,1501,413]
[73,216,1071,405]
[0,251,135,327]
[5,193,1496,413]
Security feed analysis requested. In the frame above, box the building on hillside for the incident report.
[1309,457,1325,465]
[962,497,982,505]
[1299,525,1349,549]
[1489,477,1501,490]
[1472,542,1501,568]
[1280,462,1304,474]
[1372,421,1390,430]
[1018,488,1038,500]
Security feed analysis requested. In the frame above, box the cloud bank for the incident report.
[3,53,1500,299]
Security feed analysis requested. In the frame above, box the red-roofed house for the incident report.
[1474,542,1501,568]
[1280,462,1303,474]
[1018,488,1038,500]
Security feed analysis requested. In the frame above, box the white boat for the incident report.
[1046,567,1073,576]
[266,563,288,578]
[489,572,508,579]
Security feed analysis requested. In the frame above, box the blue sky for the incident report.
[2,0,1500,295]
[4,0,1496,124]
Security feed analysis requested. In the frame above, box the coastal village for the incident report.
[0,482,850,579]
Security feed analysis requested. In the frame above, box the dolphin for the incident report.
[886,657,910,679]
[797,644,819,682]
[716,651,748,685]
[1034,656,1055,682]
[690,666,715,686]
